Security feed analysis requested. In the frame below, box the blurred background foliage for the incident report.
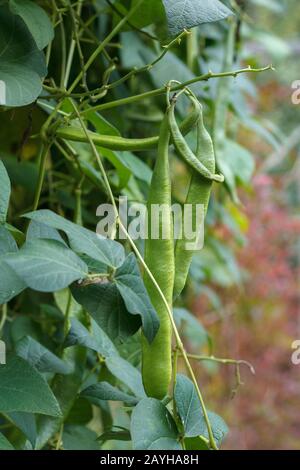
[188,0,300,450]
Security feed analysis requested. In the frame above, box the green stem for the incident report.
[80,65,274,115]
[63,290,72,341]
[68,0,146,93]
[0,304,7,337]
[64,0,84,88]
[32,143,51,211]
[186,354,255,374]
[59,12,67,89]
[186,28,198,72]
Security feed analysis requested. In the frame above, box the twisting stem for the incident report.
[80,65,274,115]
[186,354,255,374]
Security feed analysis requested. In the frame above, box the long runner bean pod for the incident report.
[173,92,219,299]
[56,103,200,152]
[141,112,175,400]
[168,95,224,183]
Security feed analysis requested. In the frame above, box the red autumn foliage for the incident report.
[195,174,300,449]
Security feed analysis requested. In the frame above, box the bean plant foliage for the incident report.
[0,0,273,451]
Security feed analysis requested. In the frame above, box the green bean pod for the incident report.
[56,103,200,152]
[173,96,220,299]
[141,112,174,400]
[168,97,224,183]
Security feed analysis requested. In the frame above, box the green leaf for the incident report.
[98,427,131,443]
[0,260,26,304]
[105,356,146,398]
[7,412,37,448]
[174,308,211,350]
[162,0,233,36]
[66,397,93,425]
[9,0,54,50]
[0,355,62,416]
[86,110,121,137]
[0,226,26,304]
[118,152,152,184]
[0,155,38,194]
[223,139,255,185]
[62,425,100,450]
[131,398,181,450]
[0,432,14,450]
[35,345,87,449]
[24,210,125,269]
[115,254,159,344]
[81,382,139,407]
[0,160,10,223]
[118,0,166,29]
[184,436,209,450]
[0,225,18,255]
[5,239,88,292]
[16,336,72,375]
[71,282,141,342]
[0,5,47,107]
[98,147,131,189]
[174,375,228,445]
[27,220,66,245]
[65,318,118,358]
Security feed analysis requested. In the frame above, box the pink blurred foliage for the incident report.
[194,173,300,449]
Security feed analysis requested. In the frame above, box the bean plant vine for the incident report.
[0,0,272,451]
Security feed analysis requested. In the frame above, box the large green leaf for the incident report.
[81,382,139,407]
[5,239,88,292]
[65,318,118,358]
[0,260,26,304]
[24,210,125,269]
[174,375,228,445]
[7,412,37,448]
[9,0,54,50]
[105,356,146,399]
[0,5,47,107]
[35,339,87,449]
[0,226,26,304]
[0,160,10,224]
[0,225,18,255]
[62,425,100,450]
[0,432,14,450]
[115,254,159,344]
[162,0,233,36]
[16,336,72,375]
[71,281,141,342]
[131,398,181,450]
[26,220,66,245]
[0,355,61,416]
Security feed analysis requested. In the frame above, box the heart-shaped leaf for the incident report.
[0,355,61,416]
[9,0,54,50]
[0,5,47,107]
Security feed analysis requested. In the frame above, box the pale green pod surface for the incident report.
[141,113,174,400]
[169,99,224,183]
[56,104,200,152]
[173,103,217,300]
